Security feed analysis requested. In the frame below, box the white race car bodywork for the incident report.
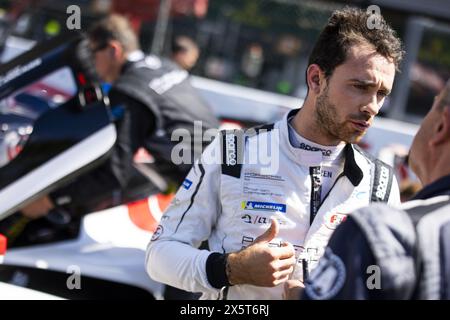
[2,197,166,299]
[0,281,64,300]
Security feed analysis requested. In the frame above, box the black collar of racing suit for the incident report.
[343,143,363,186]
[286,108,364,187]
[412,174,450,200]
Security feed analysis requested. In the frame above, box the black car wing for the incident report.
[0,32,116,219]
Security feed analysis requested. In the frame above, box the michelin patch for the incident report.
[242,201,286,213]
[304,248,346,300]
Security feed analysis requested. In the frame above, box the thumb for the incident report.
[255,218,279,243]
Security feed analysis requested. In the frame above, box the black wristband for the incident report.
[205,252,230,289]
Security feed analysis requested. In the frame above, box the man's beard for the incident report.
[314,85,369,144]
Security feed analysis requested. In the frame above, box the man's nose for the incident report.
[361,95,379,116]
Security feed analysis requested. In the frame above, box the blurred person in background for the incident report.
[286,79,450,300]
[239,42,265,87]
[9,15,219,248]
[171,35,200,71]
[146,7,403,300]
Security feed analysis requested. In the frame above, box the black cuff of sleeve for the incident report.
[206,252,230,289]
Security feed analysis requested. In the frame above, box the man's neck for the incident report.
[292,96,342,146]
[423,152,450,187]
[110,57,129,83]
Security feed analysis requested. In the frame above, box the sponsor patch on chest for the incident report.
[240,212,294,227]
[182,179,193,190]
[325,212,348,230]
[242,172,286,197]
[241,201,286,213]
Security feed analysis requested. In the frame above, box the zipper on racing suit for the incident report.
[309,166,322,225]
[309,168,345,225]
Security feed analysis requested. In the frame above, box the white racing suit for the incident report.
[146,109,400,299]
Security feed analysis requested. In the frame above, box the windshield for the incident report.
[0,66,77,168]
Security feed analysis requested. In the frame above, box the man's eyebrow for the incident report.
[349,79,391,94]
[349,79,377,85]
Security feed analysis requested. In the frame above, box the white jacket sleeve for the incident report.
[387,174,401,207]
[145,138,222,295]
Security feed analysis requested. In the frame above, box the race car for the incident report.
[0,32,167,299]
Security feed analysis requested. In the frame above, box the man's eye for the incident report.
[377,91,388,98]
[354,85,368,91]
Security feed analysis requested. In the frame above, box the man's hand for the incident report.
[21,196,54,220]
[283,279,305,300]
[226,219,296,287]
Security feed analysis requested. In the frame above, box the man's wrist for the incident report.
[205,252,231,289]
[225,252,237,285]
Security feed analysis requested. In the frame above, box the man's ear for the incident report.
[109,40,124,59]
[430,106,450,146]
[306,64,325,95]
